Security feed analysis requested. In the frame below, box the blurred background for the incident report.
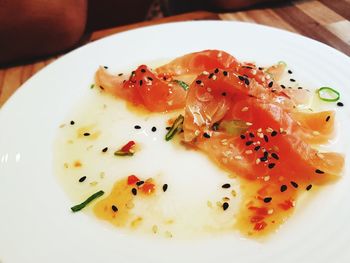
[0,0,285,65]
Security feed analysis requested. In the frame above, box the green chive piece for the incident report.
[90,84,95,89]
[71,190,104,212]
[114,151,134,156]
[165,114,184,141]
[221,120,249,136]
[317,87,340,102]
[173,80,189,91]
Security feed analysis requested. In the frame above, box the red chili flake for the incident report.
[127,175,140,185]
[254,221,267,231]
[121,141,135,152]
[248,206,269,216]
[141,182,155,195]
[250,215,265,223]
[278,199,295,210]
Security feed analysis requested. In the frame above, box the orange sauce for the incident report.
[94,176,156,228]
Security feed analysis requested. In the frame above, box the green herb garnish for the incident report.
[173,80,189,91]
[317,87,340,102]
[71,190,104,212]
[114,151,134,156]
[165,114,184,141]
[90,84,95,89]
[221,120,249,136]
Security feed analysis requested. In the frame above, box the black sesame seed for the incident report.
[79,176,86,183]
[112,205,118,212]
[131,188,137,196]
[263,151,268,158]
[118,73,123,76]
[244,78,250,85]
[298,87,303,89]
[315,169,324,174]
[271,131,277,137]
[141,68,146,73]
[83,132,90,136]
[212,122,219,131]
[136,181,144,186]
[103,66,108,69]
[134,125,141,129]
[306,184,312,191]
[147,76,153,81]
[70,120,75,125]
[208,73,214,79]
[223,71,228,76]
[263,197,272,203]
[162,184,168,192]
[258,67,264,70]
[268,81,273,88]
[326,116,331,122]
[246,141,253,146]
[196,80,202,85]
[280,185,287,192]
[260,156,268,162]
[249,132,255,138]
[290,78,296,82]
[288,70,293,74]
[166,126,171,130]
[139,80,143,86]
[222,183,231,189]
[238,76,245,81]
[221,92,227,96]
[163,76,167,81]
[214,68,219,73]
[102,147,108,153]
[151,126,157,132]
[271,153,279,160]
[240,134,246,139]
[264,134,269,142]
[268,163,275,169]
[222,202,229,211]
[280,84,286,89]
[337,102,344,107]
[254,146,261,151]
[203,133,211,138]
[290,181,298,188]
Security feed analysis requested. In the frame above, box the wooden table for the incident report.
[0,0,349,107]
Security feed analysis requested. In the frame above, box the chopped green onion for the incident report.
[114,151,134,156]
[165,114,184,141]
[71,190,104,212]
[173,80,189,91]
[221,120,249,136]
[317,87,340,102]
[90,84,95,89]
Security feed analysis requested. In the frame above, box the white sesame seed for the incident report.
[267,209,274,215]
[241,107,249,112]
[264,175,270,181]
[234,155,243,160]
[312,131,320,136]
[217,52,222,58]
[194,130,200,136]
[257,128,262,132]
[246,122,253,126]
[202,71,209,75]
[212,75,217,80]
[256,158,261,164]
[207,87,212,92]
[245,150,253,154]
[266,127,273,133]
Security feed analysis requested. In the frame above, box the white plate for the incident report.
[1,21,350,263]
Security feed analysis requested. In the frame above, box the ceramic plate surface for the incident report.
[0,21,350,263]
